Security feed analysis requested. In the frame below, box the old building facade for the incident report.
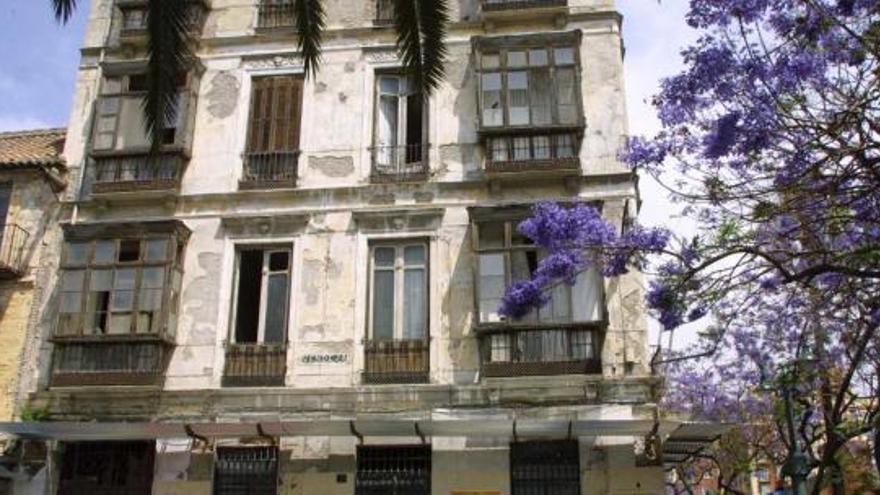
[7,0,669,493]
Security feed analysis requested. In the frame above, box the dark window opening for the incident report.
[59,441,155,495]
[510,440,580,495]
[234,250,263,343]
[214,447,278,495]
[118,240,141,262]
[356,445,431,495]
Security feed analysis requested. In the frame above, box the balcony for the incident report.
[117,0,208,41]
[363,339,429,384]
[481,0,567,12]
[484,132,581,179]
[51,340,173,387]
[370,144,429,183]
[480,326,601,378]
[92,148,187,195]
[222,343,287,387]
[256,1,296,29]
[0,224,29,279]
[239,151,299,190]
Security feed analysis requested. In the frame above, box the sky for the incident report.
[0,0,701,349]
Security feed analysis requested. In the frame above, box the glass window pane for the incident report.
[269,251,290,272]
[481,73,503,127]
[142,267,165,289]
[529,49,548,66]
[554,47,575,65]
[507,51,527,67]
[93,240,116,263]
[556,68,578,124]
[530,71,553,126]
[108,314,132,334]
[62,270,85,291]
[491,138,509,162]
[60,291,82,313]
[137,288,163,333]
[99,97,120,115]
[507,72,529,126]
[145,239,169,261]
[374,247,395,267]
[482,54,500,69]
[403,268,426,339]
[533,136,551,160]
[372,270,395,340]
[111,290,134,311]
[114,268,137,290]
[90,269,113,291]
[478,253,505,323]
[513,137,531,161]
[65,243,89,265]
[379,76,400,94]
[404,245,425,265]
[102,77,122,95]
[556,134,576,158]
[490,334,510,362]
[118,240,141,262]
[478,223,505,249]
[263,273,289,343]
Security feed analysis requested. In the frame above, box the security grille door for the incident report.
[58,441,155,495]
[510,440,580,495]
[355,445,431,495]
[213,447,278,495]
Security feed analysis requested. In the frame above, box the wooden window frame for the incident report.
[55,236,182,341]
[367,241,430,342]
[475,38,584,132]
[245,75,304,154]
[228,246,292,345]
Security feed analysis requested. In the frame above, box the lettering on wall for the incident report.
[300,353,349,364]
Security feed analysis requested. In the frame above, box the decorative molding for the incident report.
[220,214,309,237]
[362,46,400,64]
[351,208,444,232]
[241,53,305,71]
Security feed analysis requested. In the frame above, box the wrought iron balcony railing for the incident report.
[222,343,287,387]
[240,150,299,189]
[51,340,173,387]
[480,326,601,378]
[481,0,567,12]
[0,224,29,279]
[92,149,186,194]
[257,1,296,28]
[363,339,429,384]
[370,143,429,183]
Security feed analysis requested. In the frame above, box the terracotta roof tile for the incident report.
[0,128,66,169]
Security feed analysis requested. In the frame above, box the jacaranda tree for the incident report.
[499,1,880,493]
[49,0,448,149]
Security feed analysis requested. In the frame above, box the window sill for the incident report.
[50,372,166,388]
[485,157,580,174]
[474,321,605,334]
[238,178,298,190]
[477,124,584,138]
[481,0,567,12]
[49,334,176,345]
[482,359,601,378]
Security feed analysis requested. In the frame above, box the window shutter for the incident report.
[246,76,303,153]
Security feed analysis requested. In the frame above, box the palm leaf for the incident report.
[294,0,326,77]
[143,0,193,152]
[392,0,449,95]
[51,0,78,23]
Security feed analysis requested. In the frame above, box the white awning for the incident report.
[0,419,668,442]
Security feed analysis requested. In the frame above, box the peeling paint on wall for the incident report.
[308,156,354,178]
[205,72,240,119]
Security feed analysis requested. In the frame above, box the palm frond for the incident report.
[392,0,450,95]
[144,0,193,152]
[294,0,326,77]
[51,0,78,24]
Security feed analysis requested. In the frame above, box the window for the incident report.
[121,6,148,31]
[242,76,303,185]
[373,74,426,178]
[231,248,291,345]
[59,442,155,495]
[213,447,278,495]
[94,72,189,151]
[487,132,578,164]
[375,0,394,23]
[356,445,431,495]
[369,243,428,341]
[510,441,579,495]
[56,237,183,338]
[0,182,10,225]
[478,45,580,129]
[473,218,602,324]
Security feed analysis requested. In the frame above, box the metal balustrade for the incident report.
[257,1,296,28]
[51,341,172,387]
[92,152,185,193]
[480,326,602,377]
[370,143,429,183]
[482,0,567,11]
[363,339,430,384]
[240,151,299,189]
[223,343,287,387]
